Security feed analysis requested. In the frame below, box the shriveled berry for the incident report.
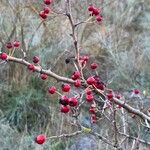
[33,56,40,64]
[48,86,56,94]
[0,52,7,60]
[35,134,46,145]
[62,83,71,92]
[40,73,48,80]
[69,97,78,107]
[60,105,70,113]
[59,95,69,105]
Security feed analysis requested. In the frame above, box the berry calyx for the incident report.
[13,40,20,47]
[74,79,81,87]
[35,134,46,145]
[0,52,7,60]
[69,97,78,107]
[62,83,71,92]
[40,73,48,80]
[48,86,56,94]
[39,11,47,19]
[44,0,52,5]
[86,94,94,102]
[86,76,96,85]
[43,6,50,14]
[60,105,70,113]
[27,64,35,71]
[59,95,69,105]
[33,56,40,64]
[6,42,13,49]
[90,63,97,69]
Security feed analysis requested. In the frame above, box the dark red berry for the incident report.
[43,6,50,14]
[147,107,150,113]
[13,40,20,47]
[72,71,80,80]
[39,11,47,19]
[92,7,100,16]
[62,83,71,92]
[85,88,92,95]
[40,73,48,80]
[59,95,69,105]
[88,4,94,12]
[27,64,35,71]
[48,86,56,94]
[74,79,81,87]
[69,97,78,107]
[133,89,140,95]
[96,15,103,22]
[90,63,97,69]
[33,56,40,64]
[106,93,113,100]
[35,134,46,145]
[0,53,7,60]
[86,76,96,85]
[86,94,94,102]
[44,0,52,5]
[6,42,13,49]
[89,107,96,114]
[60,105,70,113]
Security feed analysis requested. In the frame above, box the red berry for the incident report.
[86,76,96,85]
[43,6,50,14]
[74,79,81,87]
[48,86,56,94]
[44,0,52,5]
[39,11,47,19]
[72,71,80,80]
[0,53,7,60]
[89,107,96,114]
[92,7,100,16]
[13,40,20,47]
[133,89,140,95]
[59,95,69,105]
[91,114,96,123]
[86,94,94,102]
[88,4,94,12]
[6,42,13,49]
[27,64,35,71]
[147,107,150,113]
[33,56,40,64]
[40,73,48,80]
[62,83,71,92]
[96,15,103,22]
[116,94,121,99]
[106,93,113,100]
[85,88,92,95]
[60,105,70,113]
[94,82,105,90]
[69,97,78,107]
[35,134,46,145]
[90,63,97,69]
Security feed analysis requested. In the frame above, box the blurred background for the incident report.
[0,0,150,149]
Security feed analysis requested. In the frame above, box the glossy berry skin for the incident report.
[60,105,70,113]
[86,76,96,85]
[69,97,78,107]
[0,53,7,60]
[27,64,35,71]
[35,134,46,145]
[59,95,69,105]
[39,11,47,19]
[44,0,52,5]
[133,89,140,95]
[62,83,71,92]
[48,86,56,94]
[43,6,50,14]
[33,56,40,64]
[40,73,48,80]
[74,79,81,87]
[13,40,20,47]
[86,94,94,102]
[106,93,113,100]
[6,42,13,49]
[72,71,80,80]
[96,15,103,22]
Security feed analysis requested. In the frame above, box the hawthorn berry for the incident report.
[72,71,80,80]
[74,79,81,87]
[147,107,150,113]
[6,42,13,49]
[44,0,52,5]
[0,52,7,60]
[94,82,105,90]
[27,64,35,71]
[85,88,92,95]
[69,97,78,107]
[106,92,113,100]
[59,95,69,105]
[60,105,70,113]
[90,63,97,69]
[39,11,47,19]
[86,94,94,102]
[33,56,40,64]
[88,4,94,12]
[40,73,48,80]
[43,6,50,14]
[96,15,103,22]
[13,40,20,47]
[89,107,96,114]
[133,89,140,95]
[86,76,96,85]
[35,134,46,145]
[48,86,56,94]
[62,83,71,92]
[92,7,100,16]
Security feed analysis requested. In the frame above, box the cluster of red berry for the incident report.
[39,0,53,19]
[88,4,103,22]
[5,40,21,49]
